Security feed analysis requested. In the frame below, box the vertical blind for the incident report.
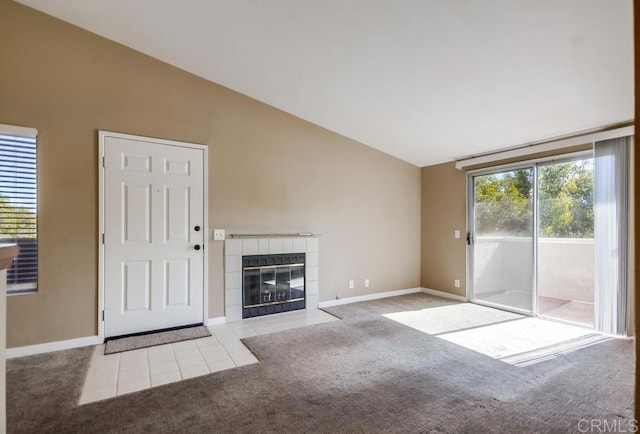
[593,136,630,335]
[0,132,38,292]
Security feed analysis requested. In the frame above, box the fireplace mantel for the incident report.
[228,233,320,238]
[224,236,319,322]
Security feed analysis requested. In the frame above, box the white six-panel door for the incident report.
[103,134,205,337]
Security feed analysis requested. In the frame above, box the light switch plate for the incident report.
[454,230,460,239]
[213,229,225,241]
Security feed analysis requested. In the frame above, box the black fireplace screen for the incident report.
[242,253,305,318]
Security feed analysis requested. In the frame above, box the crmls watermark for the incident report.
[577,419,638,433]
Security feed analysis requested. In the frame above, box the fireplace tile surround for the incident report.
[224,237,319,322]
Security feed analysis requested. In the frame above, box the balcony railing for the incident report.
[474,236,593,303]
[0,238,37,291]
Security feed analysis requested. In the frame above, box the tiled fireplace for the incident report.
[224,236,319,322]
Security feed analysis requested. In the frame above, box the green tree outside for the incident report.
[0,195,37,239]
[474,169,533,236]
[538,160,593,238]
[474,159,593,238]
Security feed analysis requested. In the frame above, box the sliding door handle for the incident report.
[466,232,472,245]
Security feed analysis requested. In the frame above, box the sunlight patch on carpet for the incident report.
[437,317,599,364]
[498,333,612,366]
[382,303,522,335]
[383,303,610,366]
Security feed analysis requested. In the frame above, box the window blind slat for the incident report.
[1,202,36,207]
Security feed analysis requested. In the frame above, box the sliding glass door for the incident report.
[471,168,534,313]
[469,155,595,325]
[537,158,594,326]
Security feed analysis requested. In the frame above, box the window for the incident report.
[0,125,38,293]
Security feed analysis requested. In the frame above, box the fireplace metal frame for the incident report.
[241,253,306,318]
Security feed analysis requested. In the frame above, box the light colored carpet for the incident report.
[7,293,634,433]
[104,325,211,354]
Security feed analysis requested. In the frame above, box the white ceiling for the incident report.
[16,0,634,167]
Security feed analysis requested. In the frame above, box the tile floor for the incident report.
[79,309,338,405]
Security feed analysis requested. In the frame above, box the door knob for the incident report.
[194,244,202,251]
[194,225,201,232]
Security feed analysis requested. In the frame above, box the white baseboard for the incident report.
[6,335,102,359]
[318,287,423,308]
[421,287,468,302]
[206,316,226,326]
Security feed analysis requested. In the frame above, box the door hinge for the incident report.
[101,310,105,321]
[102,156,105,168]
[102,233,105,244]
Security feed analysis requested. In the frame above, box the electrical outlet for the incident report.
[365,279,370,288]
[454,279,460,288]
[213,229,225,241]
[349,280,354,289]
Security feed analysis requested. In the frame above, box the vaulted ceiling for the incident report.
[15,0,633,167]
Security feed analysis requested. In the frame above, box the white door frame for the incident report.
[98,130,209,341]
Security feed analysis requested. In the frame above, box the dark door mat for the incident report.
[105,325,211,354]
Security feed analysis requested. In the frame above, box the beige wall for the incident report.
[0,0,421,347]
[420,162,467,296]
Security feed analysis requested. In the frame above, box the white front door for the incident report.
[103,134,205,338]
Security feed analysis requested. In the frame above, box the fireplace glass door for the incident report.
[242,253,306,318]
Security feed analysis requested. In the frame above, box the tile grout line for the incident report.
[114,353,121,397]
[246,321,273,335]
[194,340,216,372]
[144,348,151,391]
[208,330,238,368]
[170,343,185,381]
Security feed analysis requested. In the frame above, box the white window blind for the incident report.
[0,130,38,292]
